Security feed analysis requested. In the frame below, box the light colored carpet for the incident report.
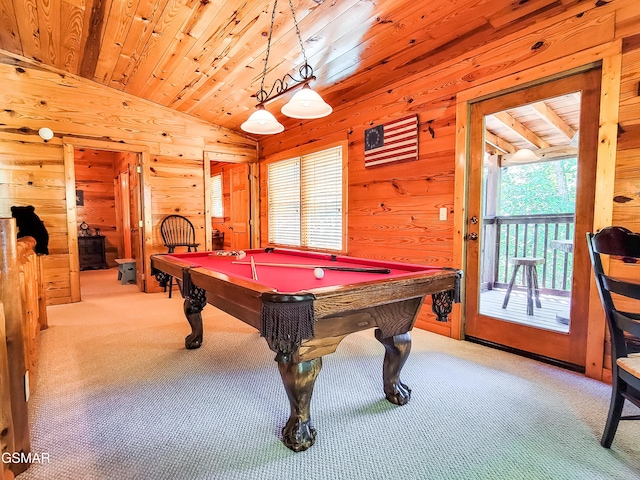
[17,269,640,479]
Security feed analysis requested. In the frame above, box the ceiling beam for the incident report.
[530,102,576,140]
[485,131,516,154]
[491,111,550,149]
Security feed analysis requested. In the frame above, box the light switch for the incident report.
[439,208,447,221]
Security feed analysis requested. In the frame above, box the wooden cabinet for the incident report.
[78,235,108,270]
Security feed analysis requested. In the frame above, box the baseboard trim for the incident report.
[465,336,585,373]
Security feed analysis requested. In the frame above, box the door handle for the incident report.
[470,216,479,224]
[467,232,478,241]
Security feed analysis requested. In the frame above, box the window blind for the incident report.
[211,174,223,218]
[301,146,342,250]
[268,158,301,246]
[268,146,343,250]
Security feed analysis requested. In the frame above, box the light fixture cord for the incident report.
[260,0,279,96]
[288,0,309,69]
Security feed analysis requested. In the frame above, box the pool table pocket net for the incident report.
[260,293,315,353]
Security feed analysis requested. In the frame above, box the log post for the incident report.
[0,219,31,476]
[1,302,15,480]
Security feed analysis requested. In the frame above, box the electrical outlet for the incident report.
[439,207,447,221]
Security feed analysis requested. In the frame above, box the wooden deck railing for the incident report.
[482,213,575,296]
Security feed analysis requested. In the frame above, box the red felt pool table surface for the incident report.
[161,248,443,293]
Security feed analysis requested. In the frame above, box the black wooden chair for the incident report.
[587,226,640,448]
[160,215,200,297]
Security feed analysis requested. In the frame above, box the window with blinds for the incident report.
[268,145,343,250]
[210,174,223,218]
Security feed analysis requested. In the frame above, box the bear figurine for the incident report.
[10,205,50,255]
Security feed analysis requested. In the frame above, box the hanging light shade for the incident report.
[510,148,540,164]
[281,84,332,119]
[240,105,284,135]
[241,0,331,135]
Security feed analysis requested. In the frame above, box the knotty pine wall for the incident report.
[0,50,256,304]
[74,149,119,267]
[602,34,640,382]
[258,1,640,336]
[149,155,208,259]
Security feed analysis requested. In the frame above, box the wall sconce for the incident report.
[38,127,54,142]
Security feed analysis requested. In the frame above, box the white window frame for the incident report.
[266,142,347,252]
[210,174,223,219]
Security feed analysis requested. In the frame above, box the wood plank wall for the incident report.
[148,155,208,285]
[0,50,257,303]
[258,1,640,336]
[74,149,119,266]
[603,33,640,381]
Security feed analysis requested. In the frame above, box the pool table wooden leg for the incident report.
[375,329,412,406]
[276,354,322,452]
[182,284,207,350]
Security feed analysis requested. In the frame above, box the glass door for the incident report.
[464,69,601,369]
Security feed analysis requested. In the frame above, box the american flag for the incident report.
[364,115,418,168]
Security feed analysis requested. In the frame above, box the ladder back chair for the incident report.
[160,215,200,297]
[586,226,640,448]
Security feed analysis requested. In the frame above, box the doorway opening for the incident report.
[73,148,143,296]
[209,161,253,252]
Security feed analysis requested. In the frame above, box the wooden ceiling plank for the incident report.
[12,0,41,62]
[122,0,203,95]
[109,0,171,90]
[487,0,561,29]
[37,0,62,69]
[136,0,232,100]
[0,0,22,54]
[59,0,85,72]
[79,0,113,78]
[530,101,576,140]
[491,111,550,149]
[141,0,266,103]
[93,0,141,84]
[315,0,493,89]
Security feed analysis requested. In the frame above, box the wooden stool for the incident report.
[115,258,136,285]
[502,257,544,316]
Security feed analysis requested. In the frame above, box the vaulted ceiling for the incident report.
[0,0,586,138]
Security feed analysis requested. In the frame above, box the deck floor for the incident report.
[478,288,571,333]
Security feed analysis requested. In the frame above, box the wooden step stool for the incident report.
[115,258,136,285]
[502,257,545,316]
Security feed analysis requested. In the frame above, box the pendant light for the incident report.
[241,0,331,135]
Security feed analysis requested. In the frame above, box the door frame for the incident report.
[453,41,622,380]
[465,69,600,368]
[62,139,151,300]
[204,151,260,249]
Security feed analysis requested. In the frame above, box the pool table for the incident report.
[151,248,461,452]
